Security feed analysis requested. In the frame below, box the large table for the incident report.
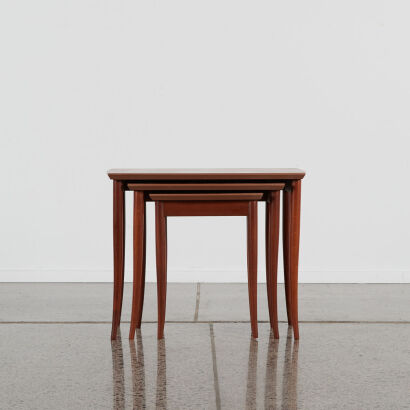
[107,168,305,339]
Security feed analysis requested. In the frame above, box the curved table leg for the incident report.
[111,181,125,340]
[266,191,280,339]
[156,202,167,339]
[282,189,292,326]
[247,201,258,339]
[290,180,301,339]
[129,191,146,339]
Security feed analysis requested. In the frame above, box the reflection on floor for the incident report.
[1,284,410,409]
[111,328,299,410]
[111,332,168,409]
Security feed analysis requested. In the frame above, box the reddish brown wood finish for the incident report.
[111,180,125,340]
[163,201,250,217]
[108,168,305,181]
[154,198,260,339]
[127,183,285,191]
[282,189,292,325]
[156,202,167,339]
[247,201,258,339]
[129,192,146,339]
[109,169,304,341]
[266,191,280,339]
[289,181,301,339]
[149,193,263,201]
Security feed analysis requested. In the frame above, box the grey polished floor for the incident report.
[1,284,410,409]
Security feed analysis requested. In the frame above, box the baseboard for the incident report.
[1,269,409,283]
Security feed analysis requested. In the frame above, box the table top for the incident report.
[107,168,305,181]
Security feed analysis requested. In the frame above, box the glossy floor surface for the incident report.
[1,284,410,409]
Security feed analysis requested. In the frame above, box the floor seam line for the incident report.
[209,323,221,410]
[194,282,200,322]
[1,320,410,325]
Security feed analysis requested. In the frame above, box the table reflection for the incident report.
[281,328,299,410]
[111,330,125,410]
[129,330,146,409]
[111,327,299,409]
[155,338,167,409]
[246,328,298,410]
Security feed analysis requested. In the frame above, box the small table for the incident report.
[107,168,305,340]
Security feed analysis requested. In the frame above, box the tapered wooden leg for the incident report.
[266,191,280,339]
[290,180,301,339]
[111,181,125,340]
[156,202,167,339]
[282,189,292,325]
[129,192,146,339]
[247,201,258,339]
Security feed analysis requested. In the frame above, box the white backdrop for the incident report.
[1,0,409,283]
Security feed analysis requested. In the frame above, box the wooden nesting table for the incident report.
[107,168,305,340]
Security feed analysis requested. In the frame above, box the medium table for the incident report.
[107,168,305,340]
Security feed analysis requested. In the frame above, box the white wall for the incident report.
[1,0,409,283]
